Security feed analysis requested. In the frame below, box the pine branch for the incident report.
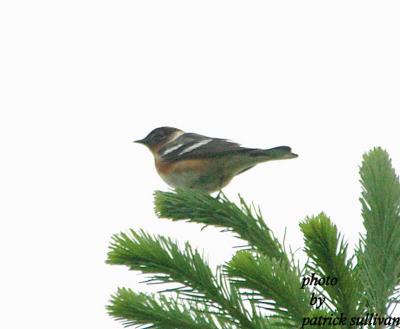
[226,251,311,326]
[358,148,400,317]
[108,288,225,329]
[106,230,261,329]
[154,188,286,261]
[107,147,400,329]
[300,213,360,325]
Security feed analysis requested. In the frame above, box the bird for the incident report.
[135,127,298,193]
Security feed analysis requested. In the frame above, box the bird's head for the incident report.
[135,127,183,151]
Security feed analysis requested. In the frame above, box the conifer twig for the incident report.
[108,288,225,329]
[106,230,261,329]
[226,251,311,326]
[154,188,286,261]
[358,148,400,318]
[300,213,360,326]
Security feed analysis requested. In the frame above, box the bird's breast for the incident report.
[154,158,213,189]
[155,158,209,176]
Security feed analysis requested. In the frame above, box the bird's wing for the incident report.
[159,133,247,161]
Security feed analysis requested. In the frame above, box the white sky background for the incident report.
[1,1,400,328]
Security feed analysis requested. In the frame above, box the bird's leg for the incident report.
[200,224,208,231]
[215,174,225,199]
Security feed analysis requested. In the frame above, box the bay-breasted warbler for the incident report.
[135,127,298,193]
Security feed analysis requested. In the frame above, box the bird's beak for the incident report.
[134,138,146,144]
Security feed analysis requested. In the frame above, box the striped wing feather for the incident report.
[159,133,249,162]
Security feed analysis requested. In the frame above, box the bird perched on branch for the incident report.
[135,127,298,193]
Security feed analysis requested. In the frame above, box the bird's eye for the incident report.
[151,129,167,143]
[155,131,165,139]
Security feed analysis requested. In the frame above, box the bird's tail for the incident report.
[248,146,298,161]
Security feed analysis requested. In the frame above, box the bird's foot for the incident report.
[215,190,223,200]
